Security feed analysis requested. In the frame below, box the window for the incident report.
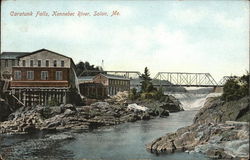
[61,60,64,67]
[14,71,21,80]
[22,60,26,67]
[5,60,8,67]
[46,60,49,67]
[41,71,49,80]
[12,60,15,66]
[55,71,62,80]
[30,60,34,67]
[27,71,34,80]
[53,60,57,67]
[38,60,41,67]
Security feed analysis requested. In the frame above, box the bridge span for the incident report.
[78,70,228,87]
[154,72,223,87]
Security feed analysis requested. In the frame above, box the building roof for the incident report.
[98,73,130,80]
[0,52,30,59]
[18,48,72,59]
[78,76,95,81]
[19,48,76,69]
[1,48,77,69]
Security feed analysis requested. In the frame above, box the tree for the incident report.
[222,73,249,101]
[141,67,151,81]
[222,78,241,101]
[140,67,156,93]
[76,61,103,76]
[129,67,165,100]
[239,73,249,96]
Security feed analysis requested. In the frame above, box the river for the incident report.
[0,91,213,160]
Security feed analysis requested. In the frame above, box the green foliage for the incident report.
[129,67,166,101]
[141,67,156,93]
[129,88,139,100]
[140,89,164,100]
[239,74,249,96]
[155,87,165,100]
[222,74,249,102]
[76,61,103,76]
[141,92,156,99]
[141,67,152,81]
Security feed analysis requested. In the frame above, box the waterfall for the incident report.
[72,69,80,95]
[168,93,207,110]
[165,88,222,110]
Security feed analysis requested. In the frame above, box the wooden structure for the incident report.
[79,73,130,98]
[0,52,29,80]
[9,49,78,106]
[79,83,107,99]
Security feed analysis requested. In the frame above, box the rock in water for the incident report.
[127,103,148,112]
[159,109,169,117]
[146,96,250,159]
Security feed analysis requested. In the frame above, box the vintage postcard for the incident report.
[0,0,249,160]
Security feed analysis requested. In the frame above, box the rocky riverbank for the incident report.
[0,94,183,135]
[146,96,249,159]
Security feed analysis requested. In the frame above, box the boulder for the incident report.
[61,104,77,112]
[91,102,109,109]
[127,103,148,112]
[194,96,250,124]
[141,112,151,120]
[159,109,170,117]
[107,91,129,104]
[63,109,76,117]
[147,108,160,116]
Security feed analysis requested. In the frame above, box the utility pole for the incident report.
[101,60,104,71]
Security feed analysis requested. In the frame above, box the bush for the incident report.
[155,87,164,100]
[141,92,156,99]
[222,74,249,102]
[140,88,165,100]
[129,88,139,100]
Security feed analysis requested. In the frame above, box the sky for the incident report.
[1,0,249,82]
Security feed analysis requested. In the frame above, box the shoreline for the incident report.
[146,96,250,159]
[0,94,183,135]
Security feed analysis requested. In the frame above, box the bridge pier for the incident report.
[213,86,223,93]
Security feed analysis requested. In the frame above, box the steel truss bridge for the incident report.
[78,70,230,87]
[154,72,221,87]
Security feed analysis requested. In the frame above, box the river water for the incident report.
[0,92,213,160]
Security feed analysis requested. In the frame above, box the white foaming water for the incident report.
[169,93,208,110]
[165,88,222,110]
[72,69,80,94]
